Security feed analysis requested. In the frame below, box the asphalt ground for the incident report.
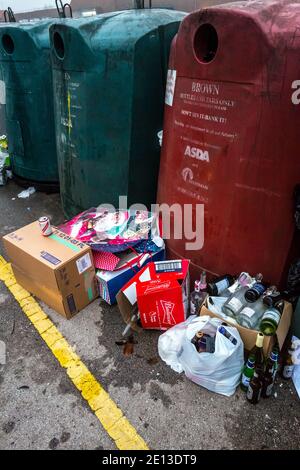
[0,181,299,450]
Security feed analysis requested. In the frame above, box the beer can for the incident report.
[39,216,52,236]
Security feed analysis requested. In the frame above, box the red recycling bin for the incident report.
[157,1,300,287]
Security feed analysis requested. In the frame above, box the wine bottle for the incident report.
[259,300,284,336]
[244,274,268,302]
[222,273,254,318]
[207,274,235,296]
[261,350,279,398]
[263,287,282,308]
[237,297,266,329]
[247,366,263,404]
[240,357,255,392]
[190,271,207,315]
[280,336,296,380]
[248,332,264,369]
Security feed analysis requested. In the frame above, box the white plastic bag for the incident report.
[158,315,244,396]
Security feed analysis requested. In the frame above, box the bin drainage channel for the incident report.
[0,255,149,451]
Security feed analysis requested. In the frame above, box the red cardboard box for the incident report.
[117,259,190,331]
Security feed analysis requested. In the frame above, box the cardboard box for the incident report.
[200,302,293,356]
[117,259,190,331]
[96,248,165,305]
[3,221,98,319]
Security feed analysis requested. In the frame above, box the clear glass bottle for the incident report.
[222,272,254,318]
[190,271,207,315]
[237,297,266,329]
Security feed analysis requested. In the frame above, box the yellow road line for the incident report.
[0,255,149,451]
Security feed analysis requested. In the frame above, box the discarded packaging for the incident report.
[17,187,36,199]
[59,208,161,252]
[158,315,244,396]
[38,216,53,236]
[3,221,98,318]
[96,247,165,305]
[117,259,190,331]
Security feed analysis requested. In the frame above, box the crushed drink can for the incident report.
[39,216,52,236]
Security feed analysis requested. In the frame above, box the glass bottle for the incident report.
[246,366,263,404]
[207,274,235,296]
[259,300,284,336]
[236,297,265,329]
[261,350,279,398]
[263,286,282,308]
[221,273,254,317]
[240,357,255,392]
[244,274,268,302]
[248,332,264,369]
[280,337,296,380]
[221,272,253,298]
[222,273,261,319]
[190,271,207,315]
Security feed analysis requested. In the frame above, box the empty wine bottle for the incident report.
[263,286,282,308]
[280,336,296,380]
[237,297,266,329]
[190,271,207,315]
[259,300,284,336]
[240,357,255,392]
[222,272,254,318]
[221,272,253,298]
[261,350,279,398]
[247,366,263,404]
[207,274,235,296]
[244,274,268,302]
[248,332,264,369]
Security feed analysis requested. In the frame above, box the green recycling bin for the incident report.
[50,9,185,217]
[0,20,59,186]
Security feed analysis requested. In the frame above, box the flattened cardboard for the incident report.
[200,302,292,356]
[96,248,165,305]
[3,221,98,318]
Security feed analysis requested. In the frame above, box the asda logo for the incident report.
[184,145,210,162]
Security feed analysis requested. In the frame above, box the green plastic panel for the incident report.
[50,9,185,217]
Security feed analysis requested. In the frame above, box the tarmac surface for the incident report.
[0,181,299,450]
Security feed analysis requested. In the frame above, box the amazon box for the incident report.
[3,221,98,319]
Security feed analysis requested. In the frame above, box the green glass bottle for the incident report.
[248,332,264,368]
[260,300,284,336]
[240,357,255,392]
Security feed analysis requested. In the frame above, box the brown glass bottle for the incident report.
[246,366,263,404]
[280,337,296,380]
[261,350,279,398]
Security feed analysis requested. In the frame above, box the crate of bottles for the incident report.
[200,302,292,357]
